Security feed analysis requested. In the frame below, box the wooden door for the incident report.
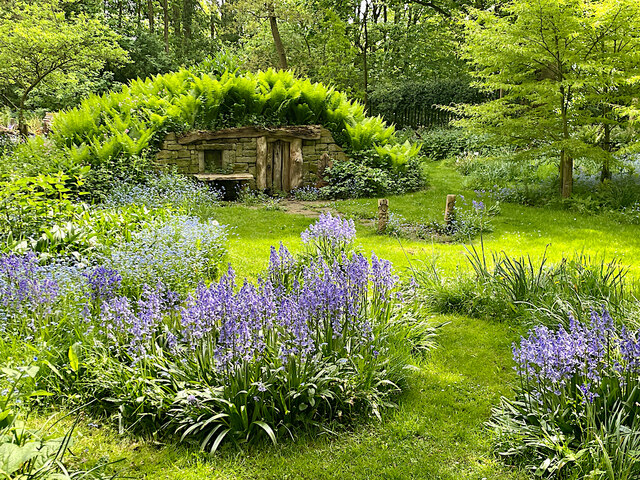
[267,140,291,192]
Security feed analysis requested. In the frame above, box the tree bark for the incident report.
[560,86,573,198]
[18,91,29,138]
[162,0,169,52]
[561,151,573,198]
[183,0,193,41]
[601,111,612,182]
[173,1,181,38]
[362,2,370,112]
[147,0,154,33]
[267,2,287,69]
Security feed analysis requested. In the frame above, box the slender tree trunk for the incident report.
[183,0,192,41]
[18,94,28,138]
[267,2,287,69]
[362,2,369,112]
[210,5,216,39]
[163,0,169,52]
[560,87,572,198]
[173,1,181,38]
[601,109,612,182]
[148,0,154,33]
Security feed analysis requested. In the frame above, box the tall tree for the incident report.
[0,0,128,136]
[266,1,288,69]
[455,0,640,197]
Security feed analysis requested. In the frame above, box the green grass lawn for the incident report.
[213,162,640,281]
[55,161,640,478]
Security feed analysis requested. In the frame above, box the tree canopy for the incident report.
[0,0,127,135]
[455,0,640,197]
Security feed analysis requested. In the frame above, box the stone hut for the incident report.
[155,125,347,193]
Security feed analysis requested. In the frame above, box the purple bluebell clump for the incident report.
[0,253,59,314]
[301,212,356,246]
[513,308,639,406]
[83,266,122,302]
[98,281,179,362]
[90,244,398,372]
[301,213,356,260]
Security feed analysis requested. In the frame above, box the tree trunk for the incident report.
[183,0,192,41]
[560,150,573,198]
[148,0,154,33]
[362,2,370,112]
[162,0,169,52]
[560,86,573,198]
[267,2,287,69]
[601,116,612,182]
[18,94,28,138]
[210,5,216,39]
[173,1,181,38]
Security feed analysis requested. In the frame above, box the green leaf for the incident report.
[253,421,277,446]
[0,442,42,475]
[68,343,80,373]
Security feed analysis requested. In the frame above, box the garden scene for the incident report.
[1,0,640,479]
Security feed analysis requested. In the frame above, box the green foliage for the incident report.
[412,127,492,161]
[413,245,634,326]
[456,0,640,197]
[454,152,640,218]
[0,170,90,250]
[370,77,489,127]
[0,0,128,134]
[50,68,421,177]
[0,365,114,479]
[321,156,427,199]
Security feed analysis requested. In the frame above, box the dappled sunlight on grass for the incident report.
[209,163,640,280]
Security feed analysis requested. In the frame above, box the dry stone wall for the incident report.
[155,125,347,191]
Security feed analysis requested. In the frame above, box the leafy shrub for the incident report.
[0,170,90,250]
[411,128,489,161]
[321,156,427,199]
[490,310,640,479]
[369,78,490,123]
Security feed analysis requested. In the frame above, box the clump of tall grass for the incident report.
[412,241,637,326]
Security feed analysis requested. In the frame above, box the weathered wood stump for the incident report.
[378,198,389,234]
[444,194,456,226]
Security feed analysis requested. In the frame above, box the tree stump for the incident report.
[444,194,456,226]
[378,198,389,234]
